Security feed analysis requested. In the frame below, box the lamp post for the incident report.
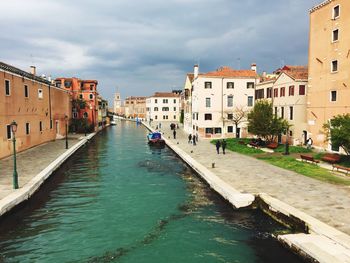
[65,115,68,149]
[11,121,19,189]
[283,127,290,155]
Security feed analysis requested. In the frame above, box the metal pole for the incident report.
[65,121,68,149]
[12,135,19,189]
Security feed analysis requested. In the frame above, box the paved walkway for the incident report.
[0,135,83,201]
[154,122,350,235]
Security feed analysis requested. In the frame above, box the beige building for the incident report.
[124,96,147,120]
[146,92,181,123]
[189,65,259,139]
[113,92,123,115]
[308,0,350,150]
[0,62,70,159]
[183,73,194,134]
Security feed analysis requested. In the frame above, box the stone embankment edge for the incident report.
[0,133,96,218]
[142,122,350,263]
[142,123,254,209]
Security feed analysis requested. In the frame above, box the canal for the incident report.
[0,122,303,263]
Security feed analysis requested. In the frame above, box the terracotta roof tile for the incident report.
[274,65,308,80]
[152,92,180,98]
[201,66,258,78]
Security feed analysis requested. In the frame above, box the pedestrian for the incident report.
[173,129,176,139]
[215,140,221,154]
[222,139,227,154]
[192,134,196,145]
[156,125,158,130]
[307,137,313,149]
[159,123,162,129]
[188,134,192,143]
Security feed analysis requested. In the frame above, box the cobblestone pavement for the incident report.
[153,122,350,235]
[0,135,83,200]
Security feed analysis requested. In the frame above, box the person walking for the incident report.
[188,134,192,143]
[192,134,196,145]
[222,139,227,154]
[307,137,313,149]
[215,140,221,154]
[159,122,162,129]
[173,129,176,139]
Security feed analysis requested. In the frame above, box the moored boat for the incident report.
[147,132,165,147]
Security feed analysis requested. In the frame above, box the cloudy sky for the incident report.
[0,0,321,103]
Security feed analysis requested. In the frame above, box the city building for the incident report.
[124,96,147,120]
[183,73,194,134]
[146,92,181,123]
[189,64,259,139]
[307,0,350,151]
[113,92,123,115]
[55,77,99,132]
[97,96,108,129]
[0,62,70,159]
[256,66,308,145]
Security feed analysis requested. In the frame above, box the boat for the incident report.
[147,132,165,147]
[110,120,117,125]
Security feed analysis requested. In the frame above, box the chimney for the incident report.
[30,66,36,75]
[262,71,267,78]
[48,75,52,82]
[251,63,257,72]
[194,64,199,78]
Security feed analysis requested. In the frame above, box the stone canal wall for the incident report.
[143,122,350,263]
[0,133,96,218]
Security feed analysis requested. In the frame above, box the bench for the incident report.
[266,142,278,149]
[332,164,350,175]
[321,153,341,164]
[300,154,319,164]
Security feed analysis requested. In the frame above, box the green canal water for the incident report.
[0,122,303,263]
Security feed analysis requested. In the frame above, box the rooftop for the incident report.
[201,66,258,78]
[152,92,180,98]
[310,0,332,13]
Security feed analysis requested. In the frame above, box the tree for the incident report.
[247,100,289,142]
[323,114,350,155]
[225,106,248,138]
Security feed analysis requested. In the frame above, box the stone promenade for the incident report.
[155,122,350,235]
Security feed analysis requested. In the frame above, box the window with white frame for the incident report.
[173,99,176,103]
[38,89,43,99]
[163,99,168,103]
[331,90,337,102]
[173,107,176,111]
[227,95,233,107]
[24,85,29,98]
[247,96,253,107]
[289,106,294,120]
[5,80,10,96]
[227,82,234,89]
[162,107,169,111]
[206,98,211,108]
[204,82,212,89]
[155,99,158,103]
[173,115,176,119]
[331,60,338,72]
[154,107,158,111]
[204,113,212,120]
[227,126,233,133]
[333,5,340,19]
[332,29,339,42]
[247,82,254,89]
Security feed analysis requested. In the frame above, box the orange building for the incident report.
[55,77,99,132]
[0,62,70,159]
[307,0,350,150]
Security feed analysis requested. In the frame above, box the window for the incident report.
[163,115,168,120]
[204,113,212,120]
[155,115,158,120]
[5,80,10,95]
[289,130,293,137]
[299,85,306,95]
[205,82,212,89]
[89,94,94,100]
[162,107,169,111]
[333,5,340,19]
[24,85,29,98]
[90,84,94,90]
[6,125,11,139]
[155,99,158,103]
[281,107,284,118]
[227,95,233,107]
[173,99,176,103]
[273,88,278,97]
[196,113,198,120]
[163,99,168,103]
[289,106,294,120]
[255,89,264,99]
[79,94,83,99]
[173,107,176,111]
[332,29,339,42]
[227,82,234,89]
[73,112,78,118]
[274,107,277,116]
[26,123,30,135]
[39,121,43,132]
[206,98,211,108]
[267,88,272,98]
[64,80,72,87]
[280,87,285,97]
[331,90,337,101]
[205,128,213,134]
[38,89,43,99]
[289,85,294,96]
[55,81,61,88]
[227,126,233,133]
[331,60,338,72]
[247,82,254,89]
[83,112,88,118]
[227,114,233,120]
[193,113,195,120]
[247,96,253,107]
[214,128,222,134]
[50,119,53,129]
[174,115,176,120]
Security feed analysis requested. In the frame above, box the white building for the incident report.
[113,92,122,115]
[255,65,308,145]
[189,65,259,139]
[183,73,194,134]
[146,92,181,123]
